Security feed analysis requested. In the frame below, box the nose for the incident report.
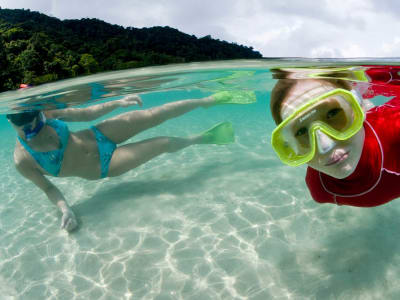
[315,129,336,154]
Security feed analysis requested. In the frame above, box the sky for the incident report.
[1,0,399,58]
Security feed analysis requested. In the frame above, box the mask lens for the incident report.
[7,111,38,126]
[283,95,353,155]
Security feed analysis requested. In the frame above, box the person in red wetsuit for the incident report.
[270,69,400,207]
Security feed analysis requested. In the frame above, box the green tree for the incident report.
[6,39,28,55]
[71,64,80,76]
[17,48,42,73]
[0,8,262,92]
[79,53,99,74]
[0,35,11,90]
[2,27,27,41]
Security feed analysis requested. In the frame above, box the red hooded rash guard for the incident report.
[306,96,400,207]
[361,66,400,99]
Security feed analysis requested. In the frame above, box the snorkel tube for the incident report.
[23,112,46,141]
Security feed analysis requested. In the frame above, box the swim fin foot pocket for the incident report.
[211,90,257,105]
[201,121,235,145]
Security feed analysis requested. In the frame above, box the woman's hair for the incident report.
[6,110,40,126]
[270,78,352,125]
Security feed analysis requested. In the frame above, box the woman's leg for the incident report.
[107,135,203,177]
[95,97,214,144]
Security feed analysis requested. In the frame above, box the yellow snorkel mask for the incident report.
[271,88,365,166]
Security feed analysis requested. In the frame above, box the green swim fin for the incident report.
[201,121,235,145]
[212,90,257,105]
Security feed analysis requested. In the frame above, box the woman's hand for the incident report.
[118,94,143,108]
[61,207,78,232]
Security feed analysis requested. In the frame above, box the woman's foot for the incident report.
[211,90,257,105]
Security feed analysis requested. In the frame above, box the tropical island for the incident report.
[0,8,262,92]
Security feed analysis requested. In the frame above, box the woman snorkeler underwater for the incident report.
[7,91,255,232]
[270,66,400,208]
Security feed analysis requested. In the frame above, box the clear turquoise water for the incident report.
[1,59,400,299]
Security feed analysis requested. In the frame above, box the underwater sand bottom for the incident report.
[1,127,400,300]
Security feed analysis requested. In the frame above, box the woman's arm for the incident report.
[45,94,143,122]
[15,158,78,231]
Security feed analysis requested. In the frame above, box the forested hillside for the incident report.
[0,8,262,92]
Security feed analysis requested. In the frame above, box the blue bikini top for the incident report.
[18,119,70,176]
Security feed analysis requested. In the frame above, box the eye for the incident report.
[295,127,307,137]
[326,108,342,119]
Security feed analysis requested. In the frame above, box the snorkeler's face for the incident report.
[281,80,365,179]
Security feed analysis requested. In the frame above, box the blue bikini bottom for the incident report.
[91,126,117,178]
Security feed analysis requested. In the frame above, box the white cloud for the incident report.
[311,46,339,58]
[340,44,368,58]
[0,0,399,57]
[382,37,400,55]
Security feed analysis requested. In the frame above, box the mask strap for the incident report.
[351,88,374,111]
[350,89,363,105]
[39,112,46,123]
